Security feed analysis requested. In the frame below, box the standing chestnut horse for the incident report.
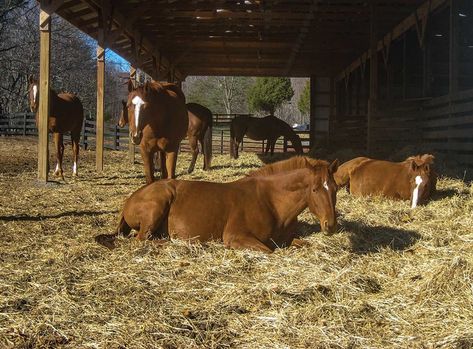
[186,103,213,173]
[230,115,303,159]
[28,76,84,179]
[95,156,339,252]
[334,154,437,208]
[119,80,188,183]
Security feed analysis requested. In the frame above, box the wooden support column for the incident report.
[96,27,105,172]
[128,65,136,164]
[309,75,316,148]
[38,1,51,182]
[367,3,378,155]
[449,0,459,95]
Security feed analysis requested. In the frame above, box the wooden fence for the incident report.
[0,113,311,155]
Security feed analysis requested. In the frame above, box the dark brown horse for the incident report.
[334,154,437,208]
[95,156,339,252]
[119,80,188,183]
[186,103,213,173]
[230,115,303,159]
[28,76,84,179]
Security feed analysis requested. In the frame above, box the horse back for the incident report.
[335,157,370,187]
[349,160,408,197]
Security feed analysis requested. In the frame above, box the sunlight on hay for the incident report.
[0,137,472,348]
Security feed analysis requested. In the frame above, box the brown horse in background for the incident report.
[95,156,339,252]
[186,102,213,173]
[119,80,188,183]
[28,76,84,179]
[335,154,437,208]
[230,115,303,159]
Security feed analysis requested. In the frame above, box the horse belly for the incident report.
[167,185,230,242]
[245,125,268,141]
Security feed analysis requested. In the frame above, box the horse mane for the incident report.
[140,81,186,102]
[404,154,435,166]
[248,156,329,177]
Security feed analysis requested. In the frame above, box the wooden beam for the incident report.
[337,0,448,81]
[38,1,51,182]
[310,75,316,148]
[96,20,105,172]
[367,2,378,155]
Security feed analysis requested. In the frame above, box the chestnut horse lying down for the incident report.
[95,156,339,252]
[334,154,436,208]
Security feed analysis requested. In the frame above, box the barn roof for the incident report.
[55,0,427,79]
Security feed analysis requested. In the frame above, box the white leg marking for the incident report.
[323,180,329,191]
[55,163,60,173]
[132,95,144,137]
[411,175,423,209]
[33,85,37,103]
[73,162,77,175]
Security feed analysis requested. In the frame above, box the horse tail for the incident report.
[203,116,213,170]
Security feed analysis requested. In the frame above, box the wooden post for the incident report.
[128,66,136,164]
[367,3,378,155]
[220,130,223,155]
[38,1,51,182]
[23,112,27,136]
[449,0,459,95]
[309,75,316,147]
[402,33,407,100]
[96,26,105,172]
[82,120,87,150]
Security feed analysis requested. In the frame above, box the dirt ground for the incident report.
[0,136,472,349]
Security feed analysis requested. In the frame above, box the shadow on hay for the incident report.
[0,210,116,222]
[256,152,299,165]
[431,188,462,200]
[210,163,259,171]
[340,219,421,254]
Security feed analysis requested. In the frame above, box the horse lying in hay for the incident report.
[334,154,437,208]
[95,156,339,252]
[119,80,188,183]
[28,76,84,179]
[230,115,303,159]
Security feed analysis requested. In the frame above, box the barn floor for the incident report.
[0,137,472,349]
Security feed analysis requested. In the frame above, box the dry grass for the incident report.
[0,136,472,349]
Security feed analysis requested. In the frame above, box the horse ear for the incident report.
[28,75,35,84]
[329,159,339,174]
[409,159,419,172]
[121,99,126,106]
[127,79,136,92]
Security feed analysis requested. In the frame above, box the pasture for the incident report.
[0,137,472,348]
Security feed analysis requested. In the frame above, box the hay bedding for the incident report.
[0,137,472,349]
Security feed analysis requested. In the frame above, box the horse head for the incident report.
[27,75,39,113]
[118,100,128,128]
[406,154,436,208]
[125,79,153,145]
[306,158,339,234]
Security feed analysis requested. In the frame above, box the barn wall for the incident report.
[333,0,473,172]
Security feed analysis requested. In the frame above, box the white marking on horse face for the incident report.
[32,85,37,103]
[132,95,144,137]
[411,175,423,209]
[73,162,77,175]
[323,180,329,191]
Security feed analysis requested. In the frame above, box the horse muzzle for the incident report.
[322,220,337,235]
[130,131,142,145]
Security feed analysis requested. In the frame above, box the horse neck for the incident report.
[262,169,312,225]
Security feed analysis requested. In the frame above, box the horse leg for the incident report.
[187,136,199,174]
[264,138,271,154]
[223,231,273,253]
[136,202,171,241]
[165,151,178,179]
[141,147,155,184]
[71,131,80,177]
[53,132,65,180]
[160,150,168,179]
[270,138,276,156]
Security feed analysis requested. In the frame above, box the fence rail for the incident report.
[0,113,311,155]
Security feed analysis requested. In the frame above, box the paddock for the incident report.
[1,137,472,348]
